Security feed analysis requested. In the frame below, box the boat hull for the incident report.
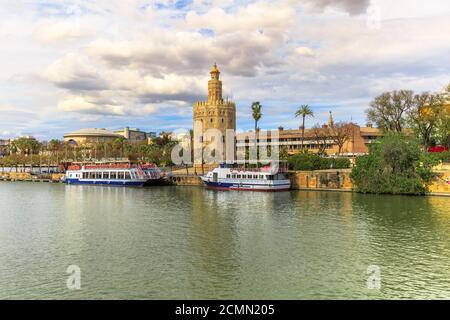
[65,178,147,187]
[203,180,291,192]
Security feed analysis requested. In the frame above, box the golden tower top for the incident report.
[208,63,222,102]
[210,63,220,79]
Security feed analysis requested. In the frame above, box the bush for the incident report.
[350,134,435,195]
[288,151,350,171]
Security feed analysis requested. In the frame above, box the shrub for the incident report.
[350,134,435,195]
[288,151,350,171]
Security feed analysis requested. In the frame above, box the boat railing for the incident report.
[83,164,132,170]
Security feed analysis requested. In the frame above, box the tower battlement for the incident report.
[193,100,236,108]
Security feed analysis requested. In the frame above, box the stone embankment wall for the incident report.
[289,169,353,192]
[0,172,64,182]
[428,163,450,195]
[170,175,204,186]
[289,165,450,196]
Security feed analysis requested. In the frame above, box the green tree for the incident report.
[251,101,262,148]
[11,137,41,155]
[287,151,350,171]
[407,92,444,150]
[295,105,314,150]
[350,134,435,195]
[436,84,450,147]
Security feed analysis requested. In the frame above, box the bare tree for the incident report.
[311,124,331,156]
[366,90,415,133]
[330,122,352,155]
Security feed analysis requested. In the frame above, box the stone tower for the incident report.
[328,111,334,127]
[193,64,236,167]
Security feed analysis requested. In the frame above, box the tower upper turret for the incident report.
[208,63,222,102]
[328,111,334,127]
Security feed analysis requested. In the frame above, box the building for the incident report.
[64,128,123,146]
[193,64,236,167]
[114,127,148,144]
[236,118,383,157]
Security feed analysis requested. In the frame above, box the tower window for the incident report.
[210,118,213,123]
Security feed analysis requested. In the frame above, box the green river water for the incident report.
[0,182,449,299]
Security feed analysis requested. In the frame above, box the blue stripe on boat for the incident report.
[65,178,145,187]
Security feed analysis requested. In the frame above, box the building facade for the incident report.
[236,122,383,157]
[64,128,123,145]
[114,127,148,144]
[193,64,236,167]
[64,127,155,146]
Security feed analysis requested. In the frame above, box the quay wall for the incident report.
[288,168,450,196]
[170,175,204,186]
[288,169,353,192]
[0,172,64,182]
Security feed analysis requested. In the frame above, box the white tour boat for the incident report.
[201,163,291,192]
[63,162,165,187]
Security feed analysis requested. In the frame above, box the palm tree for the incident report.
[251,102,262,163]
[295,105,314,150]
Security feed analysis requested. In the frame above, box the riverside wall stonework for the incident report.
[428,170,450,196]
[289,169,353,191]
[170,175,204,186]
[288,166,450,196]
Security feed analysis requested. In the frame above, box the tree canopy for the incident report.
[350,134,437,195]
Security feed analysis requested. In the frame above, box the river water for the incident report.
[0,182,449,299]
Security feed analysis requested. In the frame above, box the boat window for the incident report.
[118,172,125,180]
[110,172,117,179]
[226,174,230,178]
[237,175,241,179]
[253,175,258,179]
[125,172,131,180]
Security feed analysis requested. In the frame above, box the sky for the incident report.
[0,0,449,140]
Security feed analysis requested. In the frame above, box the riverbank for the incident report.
[2,167,449,196]
[170,167,450,196]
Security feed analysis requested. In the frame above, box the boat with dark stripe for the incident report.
[63,161,165,187]
[201,162,291,192]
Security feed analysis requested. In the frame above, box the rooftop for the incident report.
[64,128,123,138]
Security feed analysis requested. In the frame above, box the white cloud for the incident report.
[33,20,94,43]
[0,0,449,139]
[293,47,315,58]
